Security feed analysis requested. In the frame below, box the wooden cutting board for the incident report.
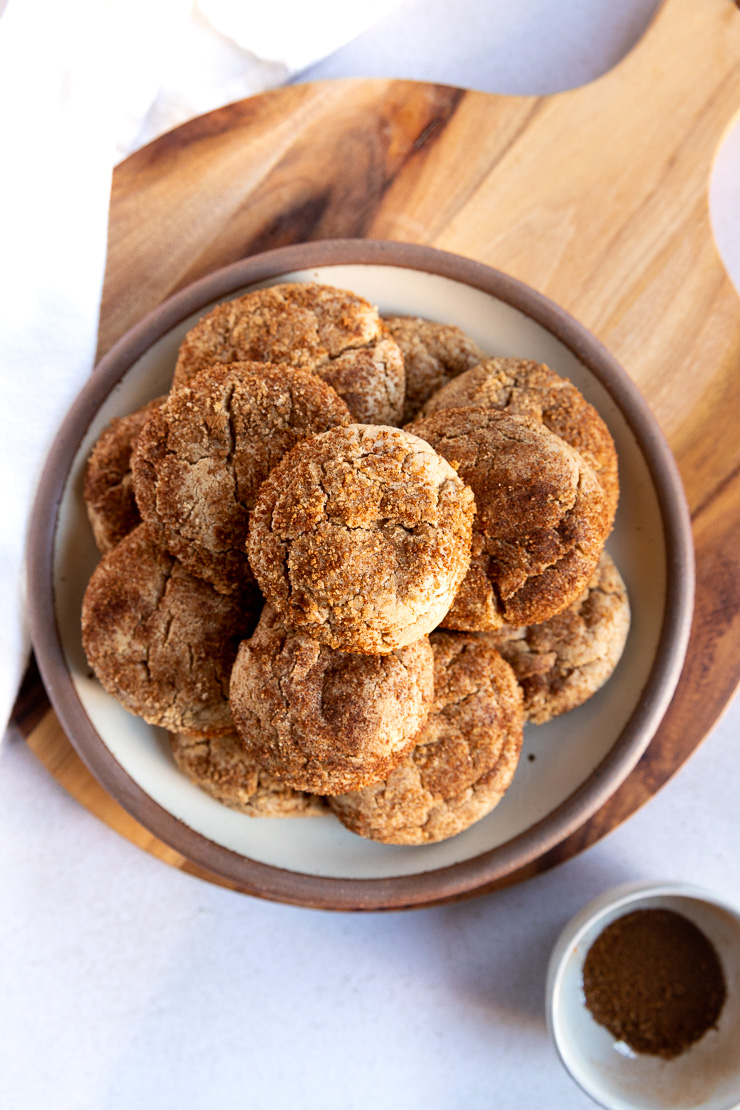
[14,0,740,899]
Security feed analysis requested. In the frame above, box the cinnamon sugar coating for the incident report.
[410,407,610,630]
[329,631,524,844]
[383,315,487,423]
[84,395,166,553]
[418,356,618,523]
[169,731,328,817]
[481,550,630,723]
[173,282,405,425]
[131,361,350,594]
[246,424,475,653]
[229,605,435,795]
[81,525,262,736]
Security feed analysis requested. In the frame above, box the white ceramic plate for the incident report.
[27,241,694,909]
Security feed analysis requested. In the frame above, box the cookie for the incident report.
[383,315,487,423]
[84,395,166,554]
[329,631,524,844]
[482,550,630,723]
[169,731,328,817]
[172,282,405,426]
[229,605,435,795]
[246,423,475,653]
[131,361,350,594]
[418,356,618,523]
[410,407,611,630]
[81,525,262,736]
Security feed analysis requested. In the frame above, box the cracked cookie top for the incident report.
[329,630,524,844]
[410,407,610,630]
[481,550,630,723]
[246,424,476,653]
[172,282,405,426]
[81,525,262,736]
[131,361,351,594]
[418,356,618,524]
[383,315,487,423]
[229,605,435,795]
[84,395,166,554]
[169,731,329,817]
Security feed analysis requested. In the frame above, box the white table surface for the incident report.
[3,3,740,1108]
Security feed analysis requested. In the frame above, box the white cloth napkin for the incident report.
[0,0,401,734]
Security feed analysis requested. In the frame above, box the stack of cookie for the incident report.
[81,282,629,846]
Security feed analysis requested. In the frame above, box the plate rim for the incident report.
[26,238,695,911]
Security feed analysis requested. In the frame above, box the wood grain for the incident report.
[15,0,740,899]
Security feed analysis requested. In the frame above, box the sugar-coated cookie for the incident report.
[169,731,328,817]
[383,315,487,423]
[81,525,262,736]
[481,550,630,723]
[84,395,166,554]
[131,361,350,594]
[246,423,475,653]
[229,605,434,795]
[419,356,618,523]
[410,407,610,630]
[173,282,405,425]
[329,631,524,844]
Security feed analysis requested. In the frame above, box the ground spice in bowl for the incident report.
[582,908,727,1059]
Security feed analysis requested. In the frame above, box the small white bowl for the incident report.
[546,881,740,1110]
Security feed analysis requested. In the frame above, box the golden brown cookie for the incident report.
[410,407,611,630]
[246,423,475,653]
[131,361,350,594]
[169,731,328,817]
[383,315,487,423]
[84,396,166,554]
[229,605,435,795]
[329,631,524,844]
[481,550,630,723]
[172,282,405,425]
[81,525,262,736]
[418,356,618,523]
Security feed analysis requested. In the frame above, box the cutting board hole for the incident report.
[709,107,740,299]
[295,0,663,96]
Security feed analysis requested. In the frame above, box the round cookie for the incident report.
[329,631,524,845]
[81,525,262,737]
[418,356,618,523]
[482,550,630,723]
[84,395,166,554]
[172,282,405,426]
[169,732,328,817]
[229,605,435,795]
[410,407,611,630]
[246,423,475,653]
[383,315,487,423]
[131,361,350,594]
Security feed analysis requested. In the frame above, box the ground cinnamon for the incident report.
[582,908,726,1059]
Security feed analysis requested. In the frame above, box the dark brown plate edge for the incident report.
[26,238,695,912]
